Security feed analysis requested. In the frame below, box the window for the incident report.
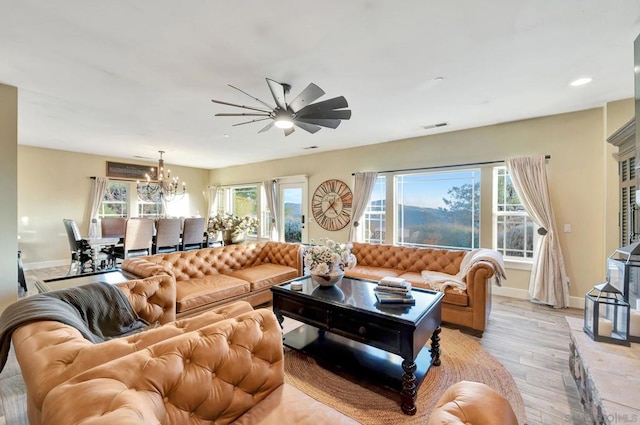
[136,182,164,218]
[228,186,259,237]
[99,181,128,218]
[395,170,480,249]
[363,176,386,243]
[493,167,535,259]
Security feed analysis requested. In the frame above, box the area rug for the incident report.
[283,326,527,425]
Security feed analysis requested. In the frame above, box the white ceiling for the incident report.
[1,1,640,169]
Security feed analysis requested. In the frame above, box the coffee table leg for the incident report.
[430,326,442,366]
[401,359,417,415]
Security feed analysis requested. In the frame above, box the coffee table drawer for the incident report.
[279,296,328,328]
[332,312,401,353]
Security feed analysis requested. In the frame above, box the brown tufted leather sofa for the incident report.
[345,243,496,335]
[13,273,357,425]
[427,380,519,424]
[122,242,304,319]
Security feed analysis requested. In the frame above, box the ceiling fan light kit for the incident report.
[212,78,351,136]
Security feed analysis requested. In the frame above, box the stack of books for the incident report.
[374,277,415,304]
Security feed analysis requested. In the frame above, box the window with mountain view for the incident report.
[395,170,480,249]
[494,166,535,259]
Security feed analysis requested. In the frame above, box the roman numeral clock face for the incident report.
[311,179,353,231]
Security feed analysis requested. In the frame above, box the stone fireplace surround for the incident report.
[567,317,640,424]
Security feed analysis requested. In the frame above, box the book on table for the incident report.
[375,292,416,305]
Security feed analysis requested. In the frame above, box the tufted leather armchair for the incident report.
[37,308,358,425]
[12,273,257,424]
[122,242,304,318]
[345,243,496,335]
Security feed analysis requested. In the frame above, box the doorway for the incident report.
[279,180,308,243]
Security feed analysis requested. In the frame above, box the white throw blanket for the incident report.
[421,249,507,292]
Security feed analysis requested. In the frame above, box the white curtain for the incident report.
[506,155,569,308]
[348,171,379,242]
[207,185,218,218]
[88,177,108,238]
[263,179,280,241]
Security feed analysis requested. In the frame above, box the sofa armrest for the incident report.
[41,309,284,425]
[464,262,495,331]
[122,257,173,278]
[116,273,176,324]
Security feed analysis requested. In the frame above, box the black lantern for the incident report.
[584,280,630,346]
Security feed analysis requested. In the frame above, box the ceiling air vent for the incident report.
[422,122,448,130]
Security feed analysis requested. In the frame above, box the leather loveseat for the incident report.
[122,242,304,318]
[345,243,501,335]
[11,273,358,425]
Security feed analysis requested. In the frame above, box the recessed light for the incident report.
[570,77,592,87]
[224,134,230,138]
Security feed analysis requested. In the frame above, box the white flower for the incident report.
[303,238,357,276]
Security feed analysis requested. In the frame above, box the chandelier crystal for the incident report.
[136,151,186,202]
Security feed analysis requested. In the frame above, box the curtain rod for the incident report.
[352,155,551,175]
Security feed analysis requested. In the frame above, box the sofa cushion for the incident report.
[399,272,469,307]
[345,266,400,281]
[230,383,360,425]
[228,264,300,291]
[176,275,250,314]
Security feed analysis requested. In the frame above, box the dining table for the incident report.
[83,237,121,270]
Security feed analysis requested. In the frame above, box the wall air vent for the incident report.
[422,122,448,130]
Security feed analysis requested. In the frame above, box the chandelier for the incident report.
[136,151,186,202]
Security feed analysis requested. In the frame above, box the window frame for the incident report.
[492,166,537,263]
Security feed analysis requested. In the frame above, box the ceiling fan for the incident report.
[211,78,351,136]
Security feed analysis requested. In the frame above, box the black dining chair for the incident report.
[63,219,95,275]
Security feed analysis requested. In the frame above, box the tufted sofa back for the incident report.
[41,309,284,425]
[351,243,466,275]
[123,242,303,282]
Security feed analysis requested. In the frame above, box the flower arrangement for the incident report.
[208,213,259,236]
[304,238,357,276]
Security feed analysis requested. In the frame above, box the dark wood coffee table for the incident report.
[271,275,443,415]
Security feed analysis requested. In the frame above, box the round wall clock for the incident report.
[311,179,353,231]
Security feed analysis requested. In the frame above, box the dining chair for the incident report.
[153,218,182,254]
[101,217,126,240]
[111,218,154,261]
[181,217,206,251]
[63,218,94,275]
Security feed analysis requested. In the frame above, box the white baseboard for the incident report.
[493,286,584,310]
[23,259,68,271]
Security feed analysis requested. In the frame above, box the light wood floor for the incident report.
[17,268,591,424]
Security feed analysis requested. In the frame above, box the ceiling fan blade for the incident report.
[228,84,275,110]
[296,110,351,120]
[215,113,271,117]
[211,99,271,113]
[288,83,325,113]
[231,117,272,127]
[293,121,322,134]
[295,118,341,129]
[295,96,349,117]
[258,121,275,133]
[284,127,295,136]
[266,78,287,110]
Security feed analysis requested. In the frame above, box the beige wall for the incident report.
[18,146,210,268]
[0,84,18,311]
[211,106,633,303]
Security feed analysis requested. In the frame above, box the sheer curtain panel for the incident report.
[506,155,569,308]
[263,180,280,241]
[88,177,108,238]
[348,171,379,242]
[207,185,218,218]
